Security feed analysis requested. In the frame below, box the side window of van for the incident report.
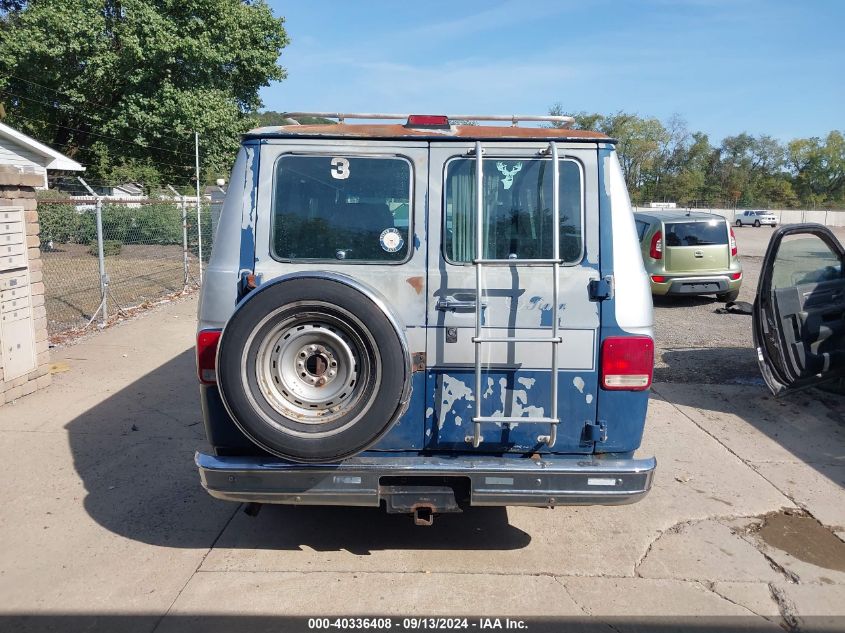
[635,220,648,242]
[443,158,583,263]
[271,155,412,262]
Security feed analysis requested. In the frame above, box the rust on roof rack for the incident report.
[245,123,610,142]
[280,112,575,128]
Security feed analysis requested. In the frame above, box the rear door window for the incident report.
[664,220,728,247]
[271,155,412,262]
[635,219,649,241]
[443,158,583,263]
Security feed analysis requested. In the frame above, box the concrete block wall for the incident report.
[634,206,845,227]
[0,168,51,404]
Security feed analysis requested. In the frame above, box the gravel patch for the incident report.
[653,226,845,385]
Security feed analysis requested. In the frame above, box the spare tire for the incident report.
[216,273,410,463]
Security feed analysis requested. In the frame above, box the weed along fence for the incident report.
[37,194,220,335]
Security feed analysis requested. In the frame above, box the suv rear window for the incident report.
[271,155,411,262]
[443,158,583,263]
[664,220,727,247]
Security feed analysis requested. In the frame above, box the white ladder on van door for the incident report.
[467,141,562,449]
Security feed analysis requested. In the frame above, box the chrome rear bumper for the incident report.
[195,452,656,507]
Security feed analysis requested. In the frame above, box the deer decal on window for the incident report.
[496,161,523,190]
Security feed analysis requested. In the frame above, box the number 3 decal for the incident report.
[330,157,350,180]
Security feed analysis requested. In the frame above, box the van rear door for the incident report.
[424,142,601,454]
[251,140,430,450]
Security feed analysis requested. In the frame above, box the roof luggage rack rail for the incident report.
[281,112,575,128]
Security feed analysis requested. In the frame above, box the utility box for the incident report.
[0,207,37,381]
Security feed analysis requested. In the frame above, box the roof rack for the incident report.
[280,112,574,128]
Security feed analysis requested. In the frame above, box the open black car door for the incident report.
[753,224,845,396]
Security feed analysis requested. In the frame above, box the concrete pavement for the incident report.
[0,294,843,632]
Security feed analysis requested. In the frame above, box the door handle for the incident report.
[435,295,487,312]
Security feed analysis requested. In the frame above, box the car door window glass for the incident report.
[443,158,583,263]
[772,235,843,289]
[271,155,412,262]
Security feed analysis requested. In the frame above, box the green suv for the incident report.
[634,211,742,302]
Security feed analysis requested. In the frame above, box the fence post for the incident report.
[196,197,203,284]
[78,177,108,326]
[94,197,108,325]
[182,196,189,286]
[194,131,203,284]
[168,185,190,286]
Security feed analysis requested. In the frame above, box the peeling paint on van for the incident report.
[425,407,434,419]
[524,296,568,327]
[528,296,553,326]
[586,393,593,404]
[438,374,474,429]
[239,146,259,272]
[517,377,535,389]
[487,376,545,430]
[483,377,494,398]
[573,376,585,393]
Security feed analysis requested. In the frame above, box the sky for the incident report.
[261,0,843,143]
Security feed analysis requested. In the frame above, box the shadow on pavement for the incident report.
[65,350,529,551]
[653,348,845,491]
[656,347,762,385]
[215,504,530,554]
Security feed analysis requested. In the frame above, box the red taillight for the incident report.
[197,329,222,384]
[601,336,654,391]
[729,271,742,281]
[649,231,663,260]
[650,275,667,283]
[729,227,737,256]
[406,114,450,128]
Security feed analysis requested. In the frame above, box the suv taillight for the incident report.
[601,336,654,390]
[197,329,222,384]
[649,231,663,260]
[729,227,737,256]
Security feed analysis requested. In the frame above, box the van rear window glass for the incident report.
[443,158,583,263]
[272,155,411,262]
[664,220,727,247]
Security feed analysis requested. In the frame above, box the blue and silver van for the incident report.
[194,113,656,524]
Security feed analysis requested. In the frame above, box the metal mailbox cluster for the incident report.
[0,207,37,381]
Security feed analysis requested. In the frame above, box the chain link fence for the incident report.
[38,195,220,336]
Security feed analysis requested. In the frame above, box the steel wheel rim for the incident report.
[253,308,374,425]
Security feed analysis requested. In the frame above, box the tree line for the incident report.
[550,105,844,209]
[1,2,841,209]
[0,0,288,189]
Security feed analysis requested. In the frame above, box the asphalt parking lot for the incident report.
[0,225,843,632]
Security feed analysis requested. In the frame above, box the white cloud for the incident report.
[396,0,578,40]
